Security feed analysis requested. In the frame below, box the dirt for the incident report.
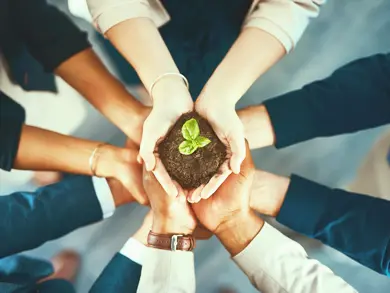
[158,112,227,189]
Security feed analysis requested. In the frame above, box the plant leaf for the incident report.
[182,118,200,140]
[195,136,211,148]
[179,140,198,155]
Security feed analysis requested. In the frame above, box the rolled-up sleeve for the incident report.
[87,0,168,34]
[0,92,25,171]
[244,0,326,52]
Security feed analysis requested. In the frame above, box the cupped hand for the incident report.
[143,165,197,235]
[193,98,246,200]
[139,83,193,198]
[191,142,253,233]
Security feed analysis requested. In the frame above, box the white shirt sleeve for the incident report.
[244,0,327,52]
[233,222,357,293]
[92,177,115,219]
[136,248,196,293]
[120,237,148,265]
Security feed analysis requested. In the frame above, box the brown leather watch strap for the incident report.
[147,231,195,251]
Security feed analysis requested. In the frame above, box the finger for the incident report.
[228,128,246,174]
[201,162,232,199]
[137,154,143,165]
[139,120,163,171]
[188,185,204,203]
[172,180,186,200]
[131,183,149,206]
[122,177,149,206]
[239,140,255,174]
[153,158,178,197]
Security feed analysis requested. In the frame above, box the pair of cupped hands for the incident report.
[133,81,246,205]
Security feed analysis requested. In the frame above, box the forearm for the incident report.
[106,18,191,100]
[136,213,196,293]
[238,54,390,149]
[0,176,102,258]
[14,125,122,177]
[231,221,357,293]
[250,170,390,275]
[276,175,390,276]
[55,48,147,142]
[263,53,390,148]
[198,28,285,104]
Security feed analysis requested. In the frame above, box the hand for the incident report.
[191,141,253,233]
[194,97,246,200]
[143,165,197,235]
[139,80,193,197]
[96,145,148,205]
[250,169,290,217]
[192,142,263,255]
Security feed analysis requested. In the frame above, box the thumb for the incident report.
[228,128,246,174]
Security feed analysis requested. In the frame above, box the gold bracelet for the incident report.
[148,72,189,99]
[89,143,108,177]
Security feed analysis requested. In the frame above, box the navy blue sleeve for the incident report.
[276,175,390,276]
[10,0,91,72]
[0,91,25,171]
[89,253,142,293]
[0,176,103,258]
[264,53,390,148]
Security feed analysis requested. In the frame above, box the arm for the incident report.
[12,0,148,144]
[0,176,132,258]
[135,168,197,293]
[238,53,390,149]
[217,214,357,293]
[197,0,326,105]
[0,91,25,171]
[192,144,355,292]
[1,93,147,202]
[54,48,149,144]
[250,171,390,276]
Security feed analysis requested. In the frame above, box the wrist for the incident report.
[95,145,127,178]
[250,171,290,217]
[151,77,192,103]
[216,211,264,256]
[152,215,195,235]
[237,105,275,149]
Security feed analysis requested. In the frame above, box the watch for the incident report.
[147,231,195,251]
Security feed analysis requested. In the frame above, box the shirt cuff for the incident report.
[120,237,148,266]
[92,177,115,219]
